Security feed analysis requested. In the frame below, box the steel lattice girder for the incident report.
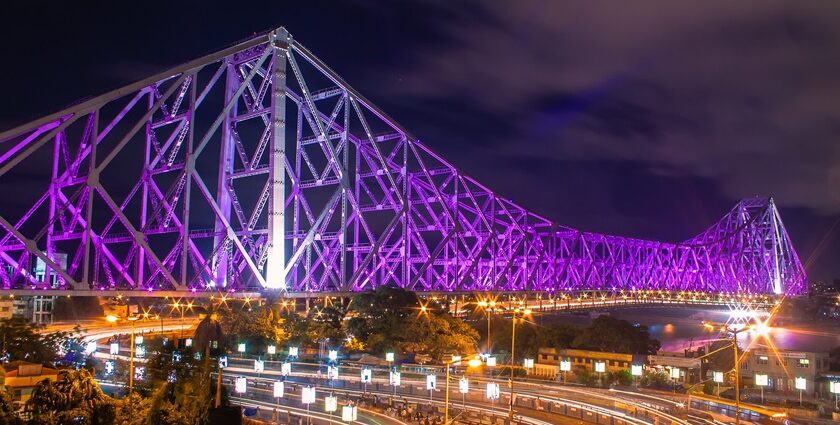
[0,27,807,296]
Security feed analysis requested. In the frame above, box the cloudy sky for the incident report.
[2,1,839,280]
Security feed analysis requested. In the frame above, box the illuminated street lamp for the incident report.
[281,362,292,376]
[459,377,469,408]
[235,377,247,394]
[476,298,498,353]
[670,367,681,393]
[713,371,724,395]
[267,345,276,356]
[301,386,316,425]
[794,377,805,406]
[342,405,358,422]
[508,307,531,421]
[523,358,534,370]
[273,381,284,399]
[389,370,400,399]
[559,359,571,383]
[755,373,768,404]
[328,349,338,361]
[325,395,338,414]
[830,381,840,409]
[595,360,606,385]
[288,346,299,357]
[361,368,372,394]
[237,343,246,354]
[105,313,139,393]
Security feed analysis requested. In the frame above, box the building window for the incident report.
[757,356,768,365]
[797,359,809,368]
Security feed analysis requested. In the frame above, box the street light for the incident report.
[755,373,768,404]
[105,313,139,393]
[830,381,840,409]
[559,359,571,383]
[476,299,497,354]
[508,307,531,421]
[703,321,753,425]
[794,377,806,406]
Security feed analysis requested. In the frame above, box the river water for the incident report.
[548,307,840,353]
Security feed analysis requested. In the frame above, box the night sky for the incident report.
[2,1,839,281]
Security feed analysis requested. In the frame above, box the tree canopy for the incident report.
[572,315,660,354]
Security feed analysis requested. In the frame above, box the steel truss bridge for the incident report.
[0,27,807,298]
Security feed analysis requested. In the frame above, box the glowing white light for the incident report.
[328,350,338,361]
[523,358,534,369]
[301,386,316,404]
[185,338,193,347]
[325,395,338,413]
[273,381,284,398]
[267,345,276,355]
[105,361,115,375]
[281,362,292,376]
[594,361,606,373]
[218,356,228,368]
[390,371,401,386]
[385,352,394,362]
[713,371,724,383]
[830,381,840,394]
[135,345,146,358]
[459,378,469,394]
[426,374,437,390]
[486,356,497,367]
[795,377,806,390]
[670,367,681,380]
[135,335,143,345]
[237,343,246,353]
[631,364,643,376]
[755,374,769,386]
[342,405,358,421]
[254,359,265,373]
[361,368,372,383]
[289,346,299,357]
[486,382,500,399]
[110,342,119,355]
[235,377,247,394]
[559,360,571,372]
[85,341,97,355]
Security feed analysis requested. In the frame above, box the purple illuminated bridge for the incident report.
[0,28,806,299]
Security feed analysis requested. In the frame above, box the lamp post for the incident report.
[106,313,139,394]
[508,307,531,422]
[702,321,753,425]
[755,373,768,405]
[794,377,806,406]
[477,299,497,354]
[559,359,571,384]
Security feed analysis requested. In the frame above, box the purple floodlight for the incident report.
[0,28,806,296]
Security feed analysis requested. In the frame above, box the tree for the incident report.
[572,315,660,354]
[0,318,84,365]
[306,305,347,344]
[403,312,480,359]
[0,387,23,425]
[115,392,150,425]
[146,360,216,425]
[27,368,116,425]
[346,286,422,354]
[217,301,287,353]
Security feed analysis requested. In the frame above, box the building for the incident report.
[740,348,830,395]
[0,300,13,320]
[535,347,646,378]
[4,363,59,402]
[648,353,701,384]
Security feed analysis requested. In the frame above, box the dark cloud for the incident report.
[384,1,840,214]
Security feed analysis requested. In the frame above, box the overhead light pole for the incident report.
[508,307,531,422]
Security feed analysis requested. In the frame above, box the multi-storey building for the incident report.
[740,348,830,395]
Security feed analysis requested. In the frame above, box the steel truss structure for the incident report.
[0,28,806,296]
